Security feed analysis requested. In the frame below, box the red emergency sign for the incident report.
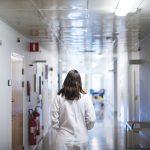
[29,42,39,52]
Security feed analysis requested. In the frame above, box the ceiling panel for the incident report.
[32,0,87,9]
[0,10,43,26]
[42,10,88,20]
[1,0,149,72]
[139,0,150,8]
[0,0,34,10]
[89,0,118,12]
[60,20,87,28]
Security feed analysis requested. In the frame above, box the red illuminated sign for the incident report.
[29,42,39,52]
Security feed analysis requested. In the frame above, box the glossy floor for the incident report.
[88,100,126,150]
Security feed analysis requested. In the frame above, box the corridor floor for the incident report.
[88,100,126,150]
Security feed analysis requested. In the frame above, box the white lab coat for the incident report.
[51,93,96,150]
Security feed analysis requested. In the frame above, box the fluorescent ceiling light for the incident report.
[71,20,83,26]
[115,0,142,16]
[95,54,104,59]
[68,12,81,19]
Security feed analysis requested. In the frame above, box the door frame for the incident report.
[11,53,24,150]
[133,66,140,121]
[129,64,140,121]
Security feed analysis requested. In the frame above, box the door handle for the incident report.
[135,96,138,101]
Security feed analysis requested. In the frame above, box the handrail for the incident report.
[126,121,150,149]
[126,122,133,130]
[126,121,150,130]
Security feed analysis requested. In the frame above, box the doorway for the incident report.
[133,66,140,121]
[11,53,23,150]
[130,65,140,121]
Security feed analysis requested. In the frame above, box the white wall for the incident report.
[103,59,115,113]
[0,19,58,150]
[140,37,150,121]
[117,48,129,123]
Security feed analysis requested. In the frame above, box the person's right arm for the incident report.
[85,95,96,130]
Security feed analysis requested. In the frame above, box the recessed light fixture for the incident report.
[68,12,81,19]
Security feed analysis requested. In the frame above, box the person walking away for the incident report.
[51,70,96,150]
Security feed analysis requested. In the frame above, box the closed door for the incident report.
[132,65,140,121]
[11,55,23,150]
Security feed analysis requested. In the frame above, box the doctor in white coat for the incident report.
[51,70,96,150]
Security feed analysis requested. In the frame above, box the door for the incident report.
[131,65,140,121]
[11,54,23,150]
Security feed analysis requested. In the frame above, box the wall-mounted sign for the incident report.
[29,42,39,52]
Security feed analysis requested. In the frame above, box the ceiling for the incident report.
[0,0,150,73]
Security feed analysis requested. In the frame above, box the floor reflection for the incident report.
[88,99,126,150]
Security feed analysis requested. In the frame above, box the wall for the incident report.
[0,19,58,150]
[140,37,150,121]
[117,45,129,123]
[103,58,115,113]
[115,17,129,123]
[24,44,58,150]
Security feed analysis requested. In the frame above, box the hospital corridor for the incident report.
[0,0,150,150]
[88,100,126,150]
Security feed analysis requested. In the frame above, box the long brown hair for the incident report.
[58,70,86,100]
